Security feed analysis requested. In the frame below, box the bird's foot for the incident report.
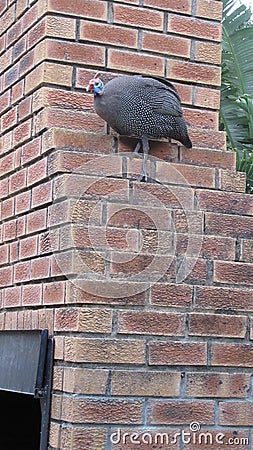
[133,141,141,154]
[137,170,148,182]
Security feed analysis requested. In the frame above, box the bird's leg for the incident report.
[137,137,149,182]
[133,141,141,154]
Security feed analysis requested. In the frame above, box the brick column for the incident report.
[1,0,253,449]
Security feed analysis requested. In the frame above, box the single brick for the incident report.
[195,41,222,65]
[63,367,109,395]
[108,49,164,76]
[196,189,253,216]
[214,261,253,286]
[219,402,253,426]
[196,0,223,21]
[180,147,235,168]
[22,284,43,306]
[80,21,138,48]
[142,31,191,58]
[156,161,215,188]
[111,370,181,397]
[168,60,221,86]
[118,310,185,336]
[46,0,107,20]
[64,337,145,364]
[188,313,247,338]
[149,341,207,365]
[186,372,251,398]
[195,285,253,311]
[148,400,215,425]
[212,343,253,367]
[144,0,192,14]
[205,212,253,238]
[60,396,143,424]
[113,4,164,30]
[168,15,222,42]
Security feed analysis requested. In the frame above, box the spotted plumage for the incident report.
[87,74,192,180]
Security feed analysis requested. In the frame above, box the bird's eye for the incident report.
[94,81,100,86]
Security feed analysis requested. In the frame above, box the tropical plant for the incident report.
[220,0,253,192]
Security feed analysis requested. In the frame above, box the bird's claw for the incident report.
[137,171,148,182]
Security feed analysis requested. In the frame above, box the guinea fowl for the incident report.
[87,73,192,181]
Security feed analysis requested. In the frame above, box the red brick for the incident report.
[19,96,32,121]
[43,281,65,304]
[22,284,43,306]
[80,21,138,48]
[10,241,18,263]
[0,151,15,176]
[212,343,253,367]
[32,180,53,208]
[156,161,215,187]
[196,189,253,215]
[11,79,24,104]
[118,310,185,336]
[168,60,221,86]
[150,282,192,307]
[63,367,109,395]
[26,208,47,234]
[14,260,31,283]
[1,197,14,220]
[176,234,235,261]
[113,4,163,30]
[66,279,147,306]
[196,0,223,21]
[3,219,16,241]
[144,0,191,14]
[0,243,9,265]
[149,341,207,365]
[17,215,26,237]
[34,87,93,112]
[57,426,107,450]
[194,86,220,110]
[189,313,247,338]
[148,400,215,425]
[206,212,253,238]
[180,146,234,168]
[7,20,22,47]
[186,372,251,398]
[168,15,222,41]
[0,0,7,16]
[195,285,253,311]
[61,396,143,425]
[15,190,31,214]
[64,337,145,364]
[219,402,253,426]
[111,370,181,397]
[47,0,107,20]
[46,39,105,66]
[0,178,9,199]
[19,235,38,259]
[4,286,21,307]
[133,182,194,210]
[22,3,37,31]
[9,168,27,194]
[1,107,17,131]
[27,157,47,185]
[13,119,32,147]
[0,91,10,115]
[108,49,164,76]
[21,137,41,165]
[142,31,190,58]
[214,261,253,286]
[31,256,51,279]
[0,266,13,287]
[184,107,218,129]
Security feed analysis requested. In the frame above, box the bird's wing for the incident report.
[139,76,183,117]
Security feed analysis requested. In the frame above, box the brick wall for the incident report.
[0,0,253,449]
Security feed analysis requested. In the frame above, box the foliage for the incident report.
[220,0,253,192]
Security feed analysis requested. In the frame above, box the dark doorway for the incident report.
[0,390,41,450]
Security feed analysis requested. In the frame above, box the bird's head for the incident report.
[86,73,105,96]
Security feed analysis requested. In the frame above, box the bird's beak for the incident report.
[86,84,91,92]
